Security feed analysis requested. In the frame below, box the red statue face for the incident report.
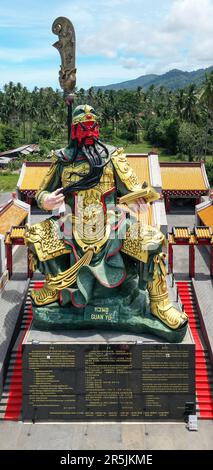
[71,105,100,146]
[71,120,100,146]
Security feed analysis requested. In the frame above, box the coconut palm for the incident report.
[182,84,199,123]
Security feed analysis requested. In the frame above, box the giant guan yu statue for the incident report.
[25,18,188,342]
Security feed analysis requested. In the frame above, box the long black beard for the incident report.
[62,138,111,195]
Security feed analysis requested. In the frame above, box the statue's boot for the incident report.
[30,248,94,307]
[147,253,188,330]
[31,284,60,306]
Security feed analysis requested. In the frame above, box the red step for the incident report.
[198,398,213,405]
[4,415,21,421]
[2,280,213,422]
[196,371,210,378]
[2,289,33,421]
[196,363,209,370]
[197,383,212,391]
[197,391,213,399]
[199,411,213,419]
[177,281,213,420]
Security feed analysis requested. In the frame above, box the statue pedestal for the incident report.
[32,293,188,344]
[22,324,195,422]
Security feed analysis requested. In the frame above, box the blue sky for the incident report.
[0,0,213,90]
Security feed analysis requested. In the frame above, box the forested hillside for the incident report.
[0,70,213,185]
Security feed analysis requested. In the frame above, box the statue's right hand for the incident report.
[42,188,65,210]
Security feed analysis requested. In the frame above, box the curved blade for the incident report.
[52,16,76,94]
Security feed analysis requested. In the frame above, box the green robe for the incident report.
[30,144,162,308]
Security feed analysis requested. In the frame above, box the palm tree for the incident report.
[182,84,199,123]
[199,71,213,159]
[126,113,143,142]
[17,86,30,139]
[175,89,185,120]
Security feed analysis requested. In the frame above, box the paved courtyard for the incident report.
[0,420,213,450]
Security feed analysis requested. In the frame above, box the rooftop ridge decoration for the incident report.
[168,225,213,278]
[0,199,30,237]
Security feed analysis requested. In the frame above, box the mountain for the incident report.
[94,66,213,91]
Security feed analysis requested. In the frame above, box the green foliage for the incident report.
[0,124,19,151]
[0,82,66,152]
[145,118,179,153]
[0,172,19,191]
[177,122,205,161]
[205,162,213,185]
[32,124,52,141]
[0,75,213,180]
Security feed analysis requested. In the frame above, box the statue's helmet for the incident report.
[71,104,100,145]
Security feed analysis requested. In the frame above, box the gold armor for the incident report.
[147,253,188,329]
[61,160,115,194]
[31,284,60,306]
[27,147,188,331]
[31,248,94,305]
[25,219,69,262]
[111,150,141,191]
[121,224,165,263]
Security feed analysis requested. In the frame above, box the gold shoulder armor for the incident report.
[111,150,141,191]
[36,152,58,202]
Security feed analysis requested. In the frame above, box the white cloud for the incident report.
[75,0,213,80]
[0,0,213,89]
[120,57,143,69]
[164,0,213,34]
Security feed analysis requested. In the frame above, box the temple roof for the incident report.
[197,203,213,229]
[17,162,50,191]
[17,158,210,194]
[160,162,209,191]
[0,201,28,236]
[126,155,150,185]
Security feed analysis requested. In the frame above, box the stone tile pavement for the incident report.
[0,420,212,450]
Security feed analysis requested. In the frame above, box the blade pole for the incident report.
[52,17,76,143]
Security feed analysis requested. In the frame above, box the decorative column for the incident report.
[5,238,13,279]
[189,244,195,278]
[168,242,173,273]
[164,194,171,213]
[26,195,33,206]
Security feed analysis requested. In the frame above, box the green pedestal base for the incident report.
[32,283,187,343]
